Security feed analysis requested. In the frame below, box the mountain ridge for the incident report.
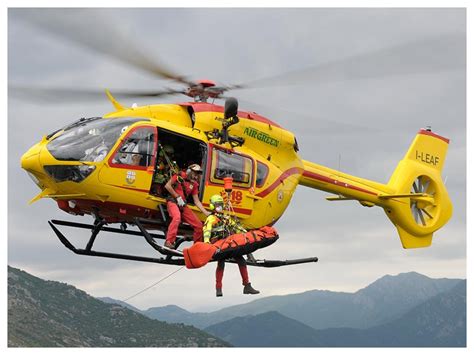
[144,271,462,329]
[8,266,229,347]
[204,280,466,347]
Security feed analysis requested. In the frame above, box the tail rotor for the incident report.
[410,175,436,227]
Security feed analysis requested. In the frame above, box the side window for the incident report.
[211,148,253,188]
[112,127,156,167]
[256,161,269,187]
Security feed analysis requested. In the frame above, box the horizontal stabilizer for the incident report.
[378,193,428,199]
[326,195,356,201]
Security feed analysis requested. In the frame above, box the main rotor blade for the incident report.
[238,33,465,89]
[9,86,184,103]
[18,9,194,86]
[238,98,379,133]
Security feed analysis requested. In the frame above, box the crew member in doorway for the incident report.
[203,194,260,297]
[164,164,210,249]
[152,144,177,196]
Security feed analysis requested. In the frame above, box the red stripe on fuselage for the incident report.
[255,167,303,198]
[302,171,378,196]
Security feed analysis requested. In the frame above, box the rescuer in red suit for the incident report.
[164,164,210,249]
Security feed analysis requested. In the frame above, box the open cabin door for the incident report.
[203,145,255,220]
[99,125,157,194]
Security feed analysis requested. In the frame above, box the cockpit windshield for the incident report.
[47,117,148,162]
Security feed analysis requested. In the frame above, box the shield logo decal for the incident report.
[126,170,136,185]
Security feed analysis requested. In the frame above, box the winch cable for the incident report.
[122,266,184,302]
[225,197,246,234]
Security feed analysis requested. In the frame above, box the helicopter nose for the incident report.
[21,144,41,172]
[21,143,49,187]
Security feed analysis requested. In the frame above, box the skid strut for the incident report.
[134,218,183,257]
[48,219,184,265]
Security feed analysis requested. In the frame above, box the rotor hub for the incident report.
[184,79,225,102]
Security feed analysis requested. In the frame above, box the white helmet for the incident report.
[188,163,203,174]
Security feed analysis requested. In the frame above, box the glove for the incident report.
[176,196,186,207]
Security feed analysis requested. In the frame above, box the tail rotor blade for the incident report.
[417,177,423,193]
[412,182,419,193]
[417,208,426,226]
[422,179,430,193]
[412,203,419,223]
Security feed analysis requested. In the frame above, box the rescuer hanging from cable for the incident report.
[203,194,260,297]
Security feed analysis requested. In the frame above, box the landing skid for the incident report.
[48,219,185,265]
[242,257,318,268]
[48,219,318,268]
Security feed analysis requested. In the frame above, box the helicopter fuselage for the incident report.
[21,101,304,229]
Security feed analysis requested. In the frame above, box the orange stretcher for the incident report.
[183,226,279,269]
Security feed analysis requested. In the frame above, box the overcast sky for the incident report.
[7,7,466,312]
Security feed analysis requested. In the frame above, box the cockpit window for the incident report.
[256,161,269,187]
[47,117,146,162]
[112,127,156,167]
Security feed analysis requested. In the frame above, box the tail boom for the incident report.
[300,161,394,208]
[299,129,452,248]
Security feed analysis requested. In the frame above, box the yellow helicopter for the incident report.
[18,11,453,268]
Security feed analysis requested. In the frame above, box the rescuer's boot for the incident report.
[243,283,260,295]
[216,288,223,297]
